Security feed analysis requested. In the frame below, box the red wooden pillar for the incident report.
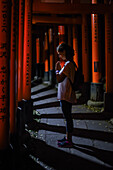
[23,0,32,100]
[58,25,65,44]
[49,28,53,72]
[10,0,17,135]
[35,38,40,78]
[58,25,65,68]
[49,28,55,85]
[18,0,24,102]
[91,0,101,84]
[90,0,103,101]
[104,13,113,112]
[81,15,90,101]
[91,13,100,83]
[0,0,11,150]
[73,25,79,68]
[82,15,90,83]
[44,32,49,81]
[39,30,45,78]
[36,38,40,64]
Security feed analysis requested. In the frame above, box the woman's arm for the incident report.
[56,72,66,83]
[55,61,66,83]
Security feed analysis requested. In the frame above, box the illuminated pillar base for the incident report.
[90,82,103,101]
[49,70,56,86]
[104,92,113,113]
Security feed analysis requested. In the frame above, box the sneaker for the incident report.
[57,137,66,143]
[58,140,73,148]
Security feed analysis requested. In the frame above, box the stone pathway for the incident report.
[26,83,113,169]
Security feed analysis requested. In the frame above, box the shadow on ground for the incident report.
[24,135,113,170]
[25,120,113,169]
[33,112,113,120]
[27,120,113,143]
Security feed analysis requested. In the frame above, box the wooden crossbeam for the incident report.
[32,15,82,24]
[33,1,113,14]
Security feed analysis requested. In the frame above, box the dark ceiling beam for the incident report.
[32,1,113,14]
[32,15,82,24]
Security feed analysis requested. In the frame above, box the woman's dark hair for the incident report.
[56,43,74,61]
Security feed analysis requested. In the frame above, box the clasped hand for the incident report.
[55,61,61,71]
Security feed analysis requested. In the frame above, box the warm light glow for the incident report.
[92,0,97,4]
[45,59,49,72]
[58,25,65,35]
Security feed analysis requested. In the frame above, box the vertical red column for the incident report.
[82,15,90,101]
[10,0,17,134]
[91,0,100,83]
[23,0,32,100]
[0,0,11,149]
[35,37,40,78]
[58,25,65,68]
[49,28,55,85]
[18,0,24,102]
[36,38,40,64]
[82,15,90,83]
[44,32,49,81]
[90,0,103,101]
[73,25,79,68]
[49,28,53,71]
[91,13,100,83]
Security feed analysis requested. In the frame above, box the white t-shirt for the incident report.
[57,61,77,104]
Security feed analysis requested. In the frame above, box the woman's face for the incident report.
[58,50,66,61]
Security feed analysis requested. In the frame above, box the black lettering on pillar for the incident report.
[0,0,9,121]
[26,9,31,86]
[94,14,98,42]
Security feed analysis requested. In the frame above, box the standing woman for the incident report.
[55,43,77,147]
